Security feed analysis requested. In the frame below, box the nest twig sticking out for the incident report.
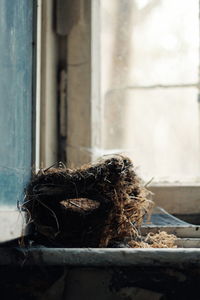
[24,155,153,247]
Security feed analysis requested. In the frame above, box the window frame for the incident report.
[35,0,59,169]
[35,0,200,217]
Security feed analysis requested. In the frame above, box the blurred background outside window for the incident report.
[100,0,200,184]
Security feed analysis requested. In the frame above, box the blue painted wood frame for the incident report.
[0,1,34,205]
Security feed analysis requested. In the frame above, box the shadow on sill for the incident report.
[173,214,200,225]
[0,248,199,300]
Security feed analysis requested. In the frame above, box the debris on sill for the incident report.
[23,155,177,248]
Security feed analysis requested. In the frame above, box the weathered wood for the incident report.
[67,0,92,167]
[141,226,200,238]
[56,0,80,36]
[1,248,200,266]
[176,238,200,248]
[150,185,200,214]
[0,0,33,205]
[39,0,59,167]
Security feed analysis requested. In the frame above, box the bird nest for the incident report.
[24,155,176,248]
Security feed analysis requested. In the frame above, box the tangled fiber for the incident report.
[24,155,176,248]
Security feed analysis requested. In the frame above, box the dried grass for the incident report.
[24,155,176,248]
[129,231,177,248]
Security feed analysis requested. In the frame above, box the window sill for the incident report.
[1,247,200,267]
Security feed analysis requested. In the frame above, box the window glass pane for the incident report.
[100,0,200,183]
[102,88,200,182]
[101,0,199,89]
